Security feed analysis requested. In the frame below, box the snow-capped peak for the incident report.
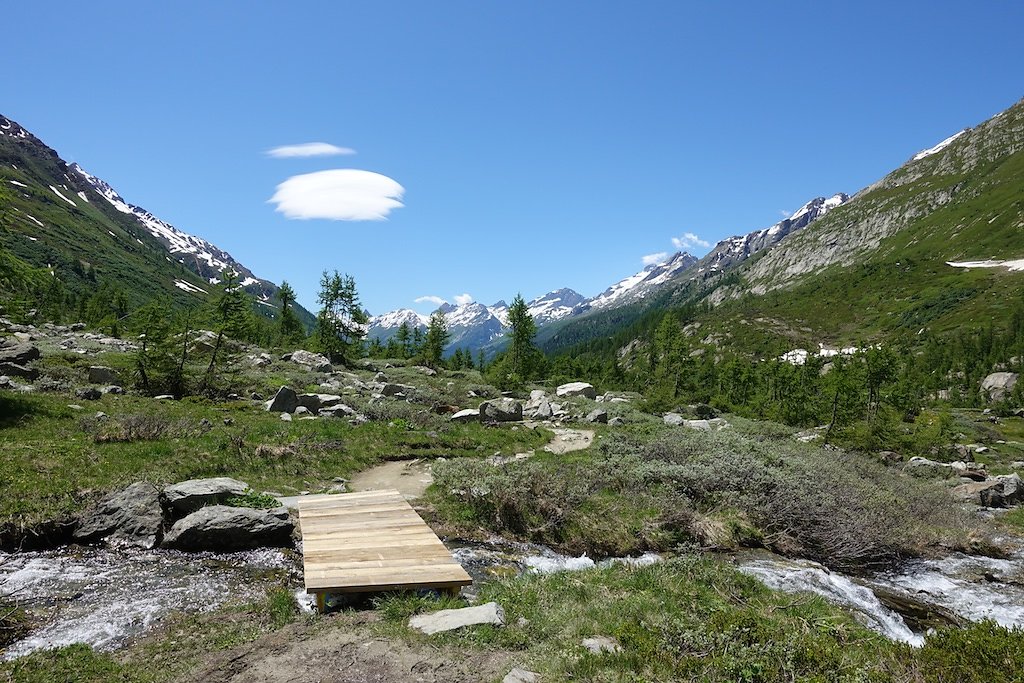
[369,308,430,330]
[588,251,698,310]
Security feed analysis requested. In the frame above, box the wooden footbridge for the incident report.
[298,489,472,611]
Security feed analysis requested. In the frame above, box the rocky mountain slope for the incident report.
[0,114,311,323]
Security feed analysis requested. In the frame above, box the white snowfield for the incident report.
[49,185,78,207]
[912,130,967,162]
[946,259,1024,272]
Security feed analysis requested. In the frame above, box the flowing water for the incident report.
[737,550,1024,646]
[4,536,1022,659]
[0,546,299,660]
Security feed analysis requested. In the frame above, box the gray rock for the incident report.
[608,416,625,427]
[581,635,621,654]
[265,386,299,413]
[905,456,953,477]
[294,406,310,415]
[161,505,294,551]
[534,400,553,419]
[0,343,40,365]
[163,477,250,514]
[381,383,416,397]
[154,394,175,400]
[480,398,523,422]
[74,482,164,549]
[584,409,609,424]
[503,669,540,683]
[663,413,685,426]
[290,350,332,372]
[998,473,1024,506]
[451,408,480,423]
[952,480,1007,507]
[981,372,1019,401]
[280,412,293,422]
[0,362,38,380]
[413,365,437,377]
[320,403,357,417]
[75,387,102,401]
[556,382,597,399]
[408,601,505,635]
[100,385,124,395]
[88,366,119,384]
[683,418,729,431]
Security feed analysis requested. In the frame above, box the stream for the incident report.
[3,539,1023,659]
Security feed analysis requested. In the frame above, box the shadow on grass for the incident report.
[0,391,55,428]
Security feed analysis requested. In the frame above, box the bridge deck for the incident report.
[298,489,471,608]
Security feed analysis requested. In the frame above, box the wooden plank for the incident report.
[297,489,472,596]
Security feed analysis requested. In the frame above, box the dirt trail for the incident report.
[347,459,434,500]
[184,614,517,683]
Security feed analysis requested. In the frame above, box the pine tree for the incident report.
[314,270,368,365]
[395,322,412,358]
[200,269,252,395]
[275,280,305,346]
[507,293,538,381]
[423,311,449,368]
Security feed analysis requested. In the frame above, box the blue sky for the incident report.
[5,2,1023,314]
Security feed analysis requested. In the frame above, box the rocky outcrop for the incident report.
[0,363,38,380]
[290,350,332,372]
[162,477,250,513]
[479,398,523,422]
[161,505,294,551]
[904,457,954,477]
[0,343,40,365]
[451,408,480,423]
[556,382,597,399]
[584,408,608,424]
[380,383,416,397]
[74,482,163,549]
[408,602,505,635]
[951,474,1023,508]
[981,372,1019,401]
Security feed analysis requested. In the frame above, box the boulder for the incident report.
[451,408,480,423]
[998,473,1024,506]
[161,505,294,551]
[408,602,505,635]
[682,418,730,431]
[584,409,609,424]
[74,482,164,549]
[100,385,124,395]
[0,343,40,365]
[952,480,1006,507]
[265,386,299,413]
[608,416,625,427]
[413,365,437,377]
[75,387,102,401]
[534,400,553,419]
[163,476,250,514]
[556,382,597,399]
[581,636,621,654]
[320,403,357,418]
[504,669,540,683]
[904,456,953,477]
[88,366,119,384]
[480,398,523,422]
[981,372,1019,401]
[380,383,416,397]
[663,413,685,426]
[290,350,332,372]
[0,362,38,380]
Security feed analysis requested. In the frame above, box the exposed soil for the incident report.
[183,612,518,683]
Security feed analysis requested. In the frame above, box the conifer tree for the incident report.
[275,280,305,346]
[423,311,449,368]
[314,270,368,365]
[200,270,252,395]
[507,293,538,380]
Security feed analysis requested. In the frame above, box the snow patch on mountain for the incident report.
[173,279,208,295]
[49,185,77,207]
[913,130,967,162]
[947,259,1024,272]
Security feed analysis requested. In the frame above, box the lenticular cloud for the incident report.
[270,169,405,221]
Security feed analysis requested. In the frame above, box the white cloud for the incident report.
[269,169,404,221]
[415,295,448,306]
[454,293,474,306]
[671,232,711,250]
[266,142,356,158]
[642,252,668,266]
